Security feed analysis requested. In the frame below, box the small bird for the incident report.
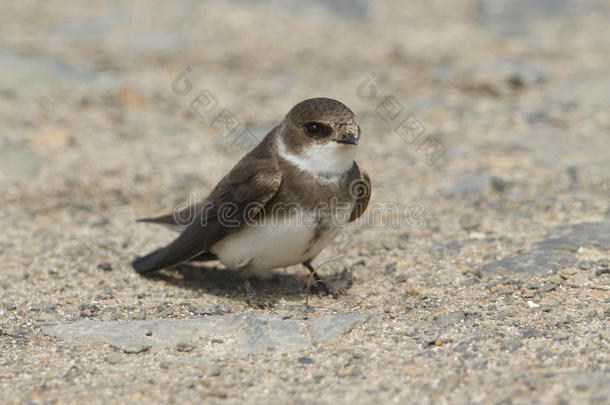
[133,98,371,307]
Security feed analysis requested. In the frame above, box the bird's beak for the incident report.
[336,133,358,145]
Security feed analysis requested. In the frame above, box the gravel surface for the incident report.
[1,1,609,404]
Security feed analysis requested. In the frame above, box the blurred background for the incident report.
[1,1,610,403]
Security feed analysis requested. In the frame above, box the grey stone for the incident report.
[63,365,81,383]
[537,282,557,293]
[501,338,522,351]
[106,352,122,364]
[91,217,111,227]
[453,343,469,352]
[3,302,16,311]
[520,327,537,338]
[435,311,466,327]
[384,262,397,274]
[297,356,314,364]
[480,222,610,275]
[209,365,222,377]
[40,314,370,357]
[122,344,151,354]
[579,262,592,270]
[191,304,231,316]
[459,215,481,231]
[307,314,370,342]
[4,326,34,339]
[176,342,195,352]
[461,277,480,286]
[97,262,112,271]
[473,359,488,369]
[490,176,510,192]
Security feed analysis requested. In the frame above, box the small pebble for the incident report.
[473,360,488,369]
[384,262,397,274]
[490,176,511,192]
[298,357,314,365]
[98,262,112,271]
[176,342,195,352]
[520,327,537,338]
[435,310,465,327]
[453,343,469,352]
[538,282,556,293]
[123,344,151,354]
[557,268,577,277]
[209,365,222,377]
[502,339,522,351]
[107,352,122,364]
[595,268,610,276]
[350,367,363,377]
[459,216,480,231]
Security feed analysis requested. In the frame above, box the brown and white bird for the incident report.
[133,98,371,307]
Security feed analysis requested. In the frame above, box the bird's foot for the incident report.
[239,265,268,309]
[309,277,342,299]
[245,288,267,309]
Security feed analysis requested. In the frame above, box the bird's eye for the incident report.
[305,123,322,135]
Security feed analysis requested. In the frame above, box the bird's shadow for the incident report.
[138,262,354,301]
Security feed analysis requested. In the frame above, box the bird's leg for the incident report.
[302,260,340,299]
[238,265,265,308]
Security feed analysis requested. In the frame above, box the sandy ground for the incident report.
[1,0,610,404]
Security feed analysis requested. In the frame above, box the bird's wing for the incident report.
[137,200,208,228]
[133,155,282,273]
[349,163,371,223]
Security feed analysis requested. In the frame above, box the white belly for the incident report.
[210,213,340,273]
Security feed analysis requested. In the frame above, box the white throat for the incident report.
[276,136,357,181]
